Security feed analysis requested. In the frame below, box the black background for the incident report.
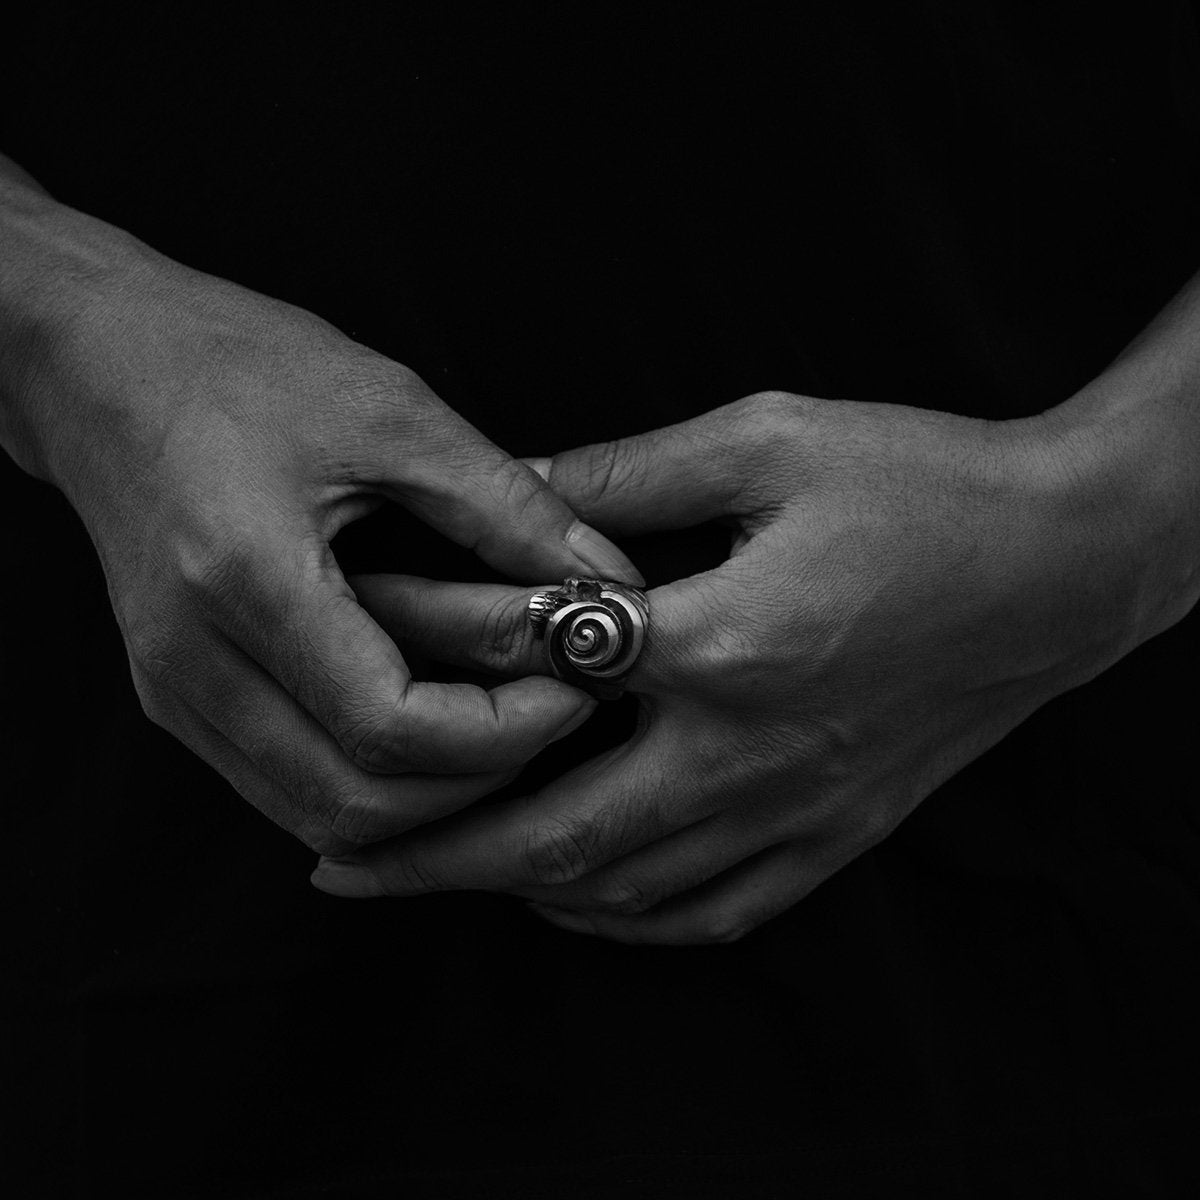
[5,5,1200,1196]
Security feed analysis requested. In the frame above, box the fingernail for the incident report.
[549,697,598,743]
[310,858,383,898]
[522,455,553,482]
[566,521,646,587]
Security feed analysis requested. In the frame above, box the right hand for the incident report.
[1,185,641,855]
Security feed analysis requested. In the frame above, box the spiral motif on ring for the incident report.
[546,595,644,682]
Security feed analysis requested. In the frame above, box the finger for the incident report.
[151,694,360,849]
[197,534,597,773]
[525,393,797,535]
[365,394,643,584]
[352,559,763,702]
[350,573,683,693]
[527,838,828,946]
[309,723,707,897]
[512,807,783,916]
[351,575,548,678]
[136,643,573,855]
[142,674,528,856]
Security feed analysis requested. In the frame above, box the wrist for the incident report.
[0,187,159,486]
[1030,373,1200,655]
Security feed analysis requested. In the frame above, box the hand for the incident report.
[0,183,641,855]
[313,389,1182,942]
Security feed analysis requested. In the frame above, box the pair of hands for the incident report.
[329,393,1149,942]
[5,172,1178,944]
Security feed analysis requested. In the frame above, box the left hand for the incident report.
[311,390,1178,943]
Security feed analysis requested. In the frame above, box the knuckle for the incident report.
[583,439,622,499]
[127,621,190,690]
[346,727,403,773]
[295,802,359,857]
[726,391,808,458]
[126,618,167,666]
[298,801,398,863]
[580,437,642,506]
[708,619,766,673]
[494,458,545,520]
[336,357,431,415]
[340,696,413,773]
[521,818,597,886]
[744,389,805,426]
[178,533,263,617]
[325,782,389,847]
[685,611,784,696]
[790,719,861,800]
[317,359,440,473]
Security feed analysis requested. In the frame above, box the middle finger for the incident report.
[351,573,685,693]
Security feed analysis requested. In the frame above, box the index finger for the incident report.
[198,532,596,774]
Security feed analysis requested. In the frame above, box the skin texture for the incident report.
[315,353,1200,942]
[0,156,642,857]
[5,148,1199,945]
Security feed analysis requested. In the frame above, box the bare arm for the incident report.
[0,152,641,855]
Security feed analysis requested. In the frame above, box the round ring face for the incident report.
[528,578,649,699]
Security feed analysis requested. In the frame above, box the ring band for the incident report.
[528,577,649,700]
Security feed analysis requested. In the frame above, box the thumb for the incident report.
[373,401,643,585]
[523,396,778,536]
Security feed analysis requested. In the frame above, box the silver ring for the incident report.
[528,577,649,700]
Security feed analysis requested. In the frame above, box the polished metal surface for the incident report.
[528,577,649,699]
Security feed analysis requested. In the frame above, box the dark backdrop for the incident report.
[5,5,1200,1196]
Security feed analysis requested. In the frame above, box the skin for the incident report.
[5,148,1198,946]
[312,281,1200,943]
[0,153,643,857]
